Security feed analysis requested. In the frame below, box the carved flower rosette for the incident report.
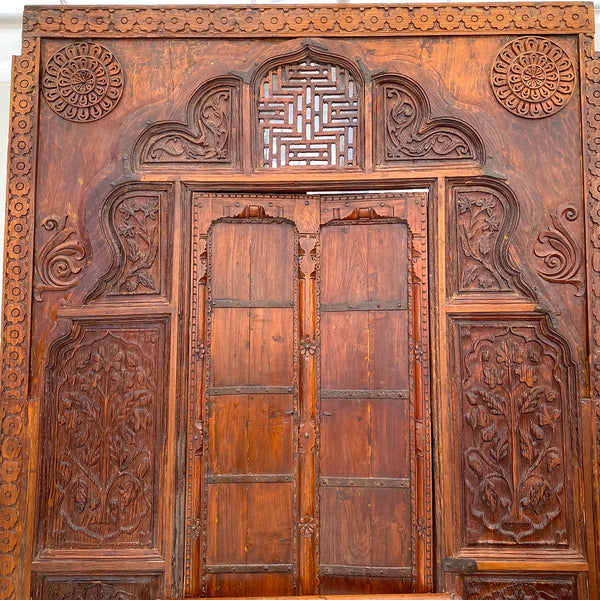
[460,323,567,544]
[491,36,575,119]
[42,42,123,122]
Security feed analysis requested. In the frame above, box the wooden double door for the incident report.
[185,191,431,596]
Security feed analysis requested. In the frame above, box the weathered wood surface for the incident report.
[2,3,599,600]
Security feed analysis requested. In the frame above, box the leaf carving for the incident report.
[491,429,508,462]
[519,427,536,462]
[466,387,507,416]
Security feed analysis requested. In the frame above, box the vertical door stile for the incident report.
[298,227,319,595]
[185,198,208,597]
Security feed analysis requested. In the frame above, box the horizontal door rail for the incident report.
[319,476,410,488]
[208,385,295,395]
[211,299,294,308]
[321,300,407,311]
[321,389,409,399]
[179,594,459,600]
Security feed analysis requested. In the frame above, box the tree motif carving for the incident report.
[34,216,87,300]
[113,196,159,294]
[491,36,575,119]
[534,206,584,296]
[136,82,238,168]
[451,183,533,297]
[459,321,570,543]
[42,42,123,123]
[377,78,483,164]
[47,326,161,546]
[90,185,171,302]
[465,578,575,600]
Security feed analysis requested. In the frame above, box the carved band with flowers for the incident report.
[0,35,38,600]
[23,4,592,37]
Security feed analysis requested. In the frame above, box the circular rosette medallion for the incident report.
[42,42,123,122]
[491,36,575,119]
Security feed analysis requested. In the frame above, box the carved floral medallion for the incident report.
[491,36,575,118]
[42,42,123,122]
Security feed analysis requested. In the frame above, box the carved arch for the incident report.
[133,76,241,170]
[374,74,484,166]
[252,44,365,169]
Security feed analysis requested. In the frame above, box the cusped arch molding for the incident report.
[375,75,484,166]
[253,44,364,169]
[134,76,241,170]
[133,46,486,172]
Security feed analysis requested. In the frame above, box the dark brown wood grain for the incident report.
[2,3,599,600]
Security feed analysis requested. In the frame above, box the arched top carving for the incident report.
[134,76,241,170]
[254,46,364,169]
[374,75,484,166]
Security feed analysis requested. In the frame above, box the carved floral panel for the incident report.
[42,323,166,548]
[453,317,574,545]
[464,576,577,600]
[449,182,533,298]
[32,575,162,600]
[90,184,172,301]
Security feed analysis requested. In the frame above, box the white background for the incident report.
[1,0,599,292]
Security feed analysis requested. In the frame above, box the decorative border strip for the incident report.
[0,37,38,600]
[583,34,600,397]
[23,4,592,37]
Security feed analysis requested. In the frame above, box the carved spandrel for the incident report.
[376,76,483,166]
[44,324,165,548]
[449,182,534,298]
[135,80,239,169]
[455,318,574,545]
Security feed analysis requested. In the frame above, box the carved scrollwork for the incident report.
[450,181,534,297]
[456,317,574,544]
[45,324,164,547]
[491,36,575,119]
[135,79,239,169]
[42,42,123,123]
[534,206,584,296]
[34,216,87,300]
[376,76,483,165]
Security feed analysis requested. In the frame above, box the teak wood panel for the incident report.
[2,3,600,600]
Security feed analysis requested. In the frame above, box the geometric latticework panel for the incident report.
[258,58,360,168]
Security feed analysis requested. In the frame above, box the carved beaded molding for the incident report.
[23,4,593,36]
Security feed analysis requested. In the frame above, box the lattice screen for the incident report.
[258,59,360,168]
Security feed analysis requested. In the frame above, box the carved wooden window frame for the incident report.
[3,4,600,600]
